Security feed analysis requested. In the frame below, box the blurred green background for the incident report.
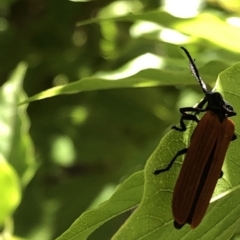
[1,0,240,239]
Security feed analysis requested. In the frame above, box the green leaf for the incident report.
[56,171,144,240]
[0,62,37,225]
[174,13,240,52]
[0,62,36,186]
[111,62,240,239]
[21,59,228,104]
[77,9,240,53]
[0,156,21,225]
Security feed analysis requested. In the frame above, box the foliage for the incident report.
[1,0,240,239]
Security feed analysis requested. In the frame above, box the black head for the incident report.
[181,47,236,120]
[205,91,236,120]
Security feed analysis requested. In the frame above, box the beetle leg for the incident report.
[231,134,237,141]
[154,148,188,175]
[172,114,199,132]
[172,107,205,132]
[196,97,207,108]
[179,107,205,115]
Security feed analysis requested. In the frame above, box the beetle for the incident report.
[154,47,237,229]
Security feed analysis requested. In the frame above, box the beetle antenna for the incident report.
[180,47,208,94]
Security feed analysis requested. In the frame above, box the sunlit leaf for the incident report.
[0,62,36,185]
[0,157,21,225]
[77,9,240,53]
[21,60,228,104]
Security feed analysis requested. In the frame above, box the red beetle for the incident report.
[154,47,236,229]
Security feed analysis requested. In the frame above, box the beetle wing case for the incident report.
[172,111,235,228]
